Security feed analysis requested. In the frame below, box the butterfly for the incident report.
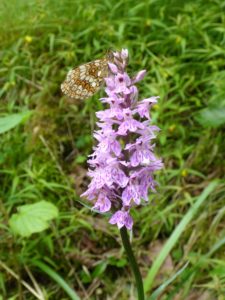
[61,52,113,101]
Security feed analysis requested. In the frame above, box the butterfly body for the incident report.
[61,57,109,100]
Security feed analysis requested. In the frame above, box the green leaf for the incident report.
[108,256,127,267]
[144,181,218,293]
[75,155,86,164]
[0,111,32,134]
[195,107,225,128]
[92,262,107,278]
[9,201,58,237]
[210,266,225,278]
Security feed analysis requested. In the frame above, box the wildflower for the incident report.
[24,36,33,43]
[81,49,163,230]
[109,210,133,230]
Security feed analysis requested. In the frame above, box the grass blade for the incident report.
[144,181,218,293]
[33,260,80,300]
[147,262,189,300]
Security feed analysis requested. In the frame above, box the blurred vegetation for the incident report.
[0,0,225,299]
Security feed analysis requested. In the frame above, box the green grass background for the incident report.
[0,0,225,299]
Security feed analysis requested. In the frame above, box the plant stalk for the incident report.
[120,226,145,300]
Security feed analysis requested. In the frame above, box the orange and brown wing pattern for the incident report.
[61,58,109,100]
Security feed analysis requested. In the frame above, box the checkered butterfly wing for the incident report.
[61,57,109,100]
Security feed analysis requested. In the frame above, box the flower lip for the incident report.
[109,210,133,230]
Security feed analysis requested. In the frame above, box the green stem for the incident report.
[120,227,145,300]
